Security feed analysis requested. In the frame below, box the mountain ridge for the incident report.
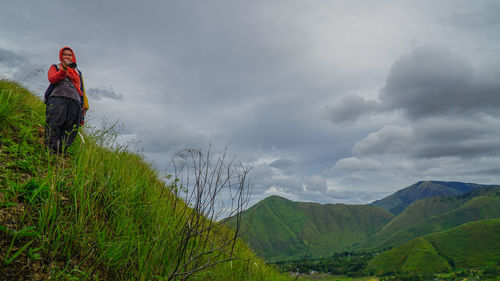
[235,195,394,260]
[364,186,500,249]
[236,180,500,261]
[369,180,499,215]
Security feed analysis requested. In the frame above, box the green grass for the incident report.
[366,238,452,275]
[367,195,464,246]
[0,80,294,280]
[233,195,393,260]
[366,219,500,275]
[298,274,378,281]
[365,189,500,250]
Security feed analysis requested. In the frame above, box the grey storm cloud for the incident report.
[329,45,500,123]
[327,95,385,124]
[379,45,500,119]
[86,88,124,101]
[331,44,500,182]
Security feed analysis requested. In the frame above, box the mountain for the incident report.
[235,181,500,261]
[369,181,498,215]
[365,186,500,249]
[366,219,500,275]
[234,195,393,260]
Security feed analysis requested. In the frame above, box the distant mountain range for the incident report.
[369,181,498,215]
[364,185,500,249]
[232,180,500,273]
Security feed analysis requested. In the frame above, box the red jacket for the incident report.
[47,46,88,110]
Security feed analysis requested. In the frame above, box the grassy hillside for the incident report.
[368,237,453,275]
[235,195,393,260]
[0,80,292,280]
[366,218,500,275]
[369,195,463,244]
[369,181,497,215]
[365,187,500,249]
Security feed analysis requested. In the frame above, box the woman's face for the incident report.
[62,49,73,62]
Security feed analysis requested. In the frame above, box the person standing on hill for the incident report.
[44,46,89,153]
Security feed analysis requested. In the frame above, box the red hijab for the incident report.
[59,46,83,96]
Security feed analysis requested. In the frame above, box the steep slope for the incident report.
[365,187,500,249]
[366,219,500,275]
[0,80,292,281]
[369,180,497,215]
[236,195,394,260]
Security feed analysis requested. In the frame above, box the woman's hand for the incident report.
[61,59,70,70]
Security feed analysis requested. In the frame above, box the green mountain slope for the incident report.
[366,219,500,275]
[0,80,292,281]
[369,181,497,215]
[236,195,394,260]
[237,182,500,262]
[366,187,500,249]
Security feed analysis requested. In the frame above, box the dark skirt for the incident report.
[44,96,82,153]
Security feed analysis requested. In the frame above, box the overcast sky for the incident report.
[2,0,500,207]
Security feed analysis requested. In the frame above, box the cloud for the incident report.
[333,157,384,172]
[86,88,124,101]
[326,95,385,124]
[0,48,27,67]
[131,121,208,155]
[249,163,358,205]
[303,175,328,193]
[269,158,295,169]
[353,125,412,156]
[330,44,500,193]
[380,45,475,119]
[353,116,500,160]
[445,3,500,28]
[5,1,500,208]
[410,116,500,159]
[328,45,500,124]
[0,48,45,87]
[382,45,500,119]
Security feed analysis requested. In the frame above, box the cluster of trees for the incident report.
[271,251,380,276]
[272,249,500,280]
[378,273,437,281]
[378,266,500,281]
[452,266,500,280]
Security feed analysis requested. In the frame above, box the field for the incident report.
[298,274,378,281]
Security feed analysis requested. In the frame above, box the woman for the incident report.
[45,46,89,153]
